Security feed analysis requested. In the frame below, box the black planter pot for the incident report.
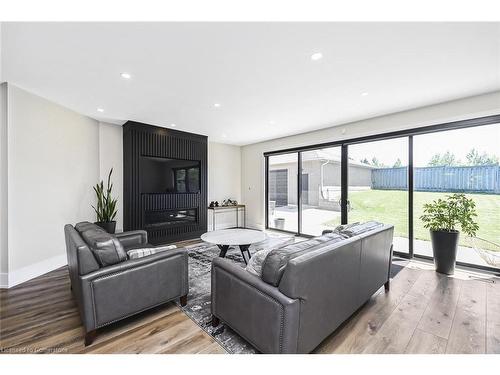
[430,230,459,275]
[95,221,116,234]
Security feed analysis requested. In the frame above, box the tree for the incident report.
[371,157,386,168]
[427,151,458,166]
[466,148,499,166]
[359,156,387,168]
[428,154,442,166]
[393,158,402,168]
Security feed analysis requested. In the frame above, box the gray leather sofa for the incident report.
[211,224,393,353]
[64,222,188,345]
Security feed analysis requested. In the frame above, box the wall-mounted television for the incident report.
[140,155,201,194]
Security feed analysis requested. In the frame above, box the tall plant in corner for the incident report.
[92,168,118,234]
[420,193,478,275]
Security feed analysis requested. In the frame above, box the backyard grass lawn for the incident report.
[325,190,500,249]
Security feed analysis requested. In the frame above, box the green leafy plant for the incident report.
[420,193,478,236]
[92,168,118,222]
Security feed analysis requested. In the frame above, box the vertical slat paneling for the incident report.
[123,121,208,244]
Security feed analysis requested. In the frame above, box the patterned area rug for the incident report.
[176,237,406,354]
[177,242,260,354]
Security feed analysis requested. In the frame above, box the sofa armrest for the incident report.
[78,248,188,331]
[115,230,148,249]
[211,257,300,353]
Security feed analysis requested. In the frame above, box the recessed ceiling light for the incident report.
[120,72,132,79]
[269,120,276,125]
[222,133,227,138]
[361,92,369,97]
[170,123,176,127]
[310,52,323,61]
[214,103,221,108]
[97,108,104,113]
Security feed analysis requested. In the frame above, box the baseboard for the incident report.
[245,222,264,231]
[7,254,68,288]
[0,272,8,289]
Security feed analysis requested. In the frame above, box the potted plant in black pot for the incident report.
[420,193,478,275]
[92,168,118,234]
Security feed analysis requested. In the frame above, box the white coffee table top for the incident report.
[201,229,267,246]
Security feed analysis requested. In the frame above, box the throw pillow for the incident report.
[81,229,128,267]
[246,236,295,277]
[261,232,346,286]
[127,244,177,260]
[339,221,383,237]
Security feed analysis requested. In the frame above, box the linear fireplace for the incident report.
[144,208,198,229]
[123,121,208,244]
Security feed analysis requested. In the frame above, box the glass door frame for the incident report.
[264,114,500,273]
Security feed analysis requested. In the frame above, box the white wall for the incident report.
[6,84,100,287]
[0,82,7,287]
[98,122,123,231]
[208,142,241,202]
[241,91,500,229]
[208,141,243,230]
[0,22,4,83]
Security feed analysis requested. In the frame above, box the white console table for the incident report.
[208,205,246,231]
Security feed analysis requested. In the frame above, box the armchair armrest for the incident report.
[115,230,148,249]
[81,247,185,282]
[211,257,300,353]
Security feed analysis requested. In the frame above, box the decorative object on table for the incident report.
[92,168,118,234]
[420,193,478,275]
[222,198,238,206]
[215,201,219,207]
[209,201,215,208]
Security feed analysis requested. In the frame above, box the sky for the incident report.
[348,123,500,167]
[268,123,499,168]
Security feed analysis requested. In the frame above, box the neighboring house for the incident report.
[269,150,373,210]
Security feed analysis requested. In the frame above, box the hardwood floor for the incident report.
[0,265,225,354]
[315,260,500,354]
[1,253,499,354]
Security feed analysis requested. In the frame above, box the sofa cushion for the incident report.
[127,244,177,260]
[261,232,346,286]
[80,228,127,267]
[338,221,383,237]
[246,236,295,277]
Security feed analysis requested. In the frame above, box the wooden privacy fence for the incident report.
[371,165,500,194]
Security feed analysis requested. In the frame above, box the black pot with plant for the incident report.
[92,168,118,234]
[420,193,478,275]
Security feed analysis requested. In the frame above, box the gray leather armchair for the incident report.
[64,223,188,345]
[211,224,393,353]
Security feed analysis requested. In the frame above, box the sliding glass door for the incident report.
[300,147,342,236]
[267,153,298,232]
[347,138,409,254]
[413,124,500,268]
[265,115,500,272]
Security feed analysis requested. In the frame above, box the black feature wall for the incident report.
[123,121,208,244]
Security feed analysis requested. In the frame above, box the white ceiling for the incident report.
[2,22,499,145]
